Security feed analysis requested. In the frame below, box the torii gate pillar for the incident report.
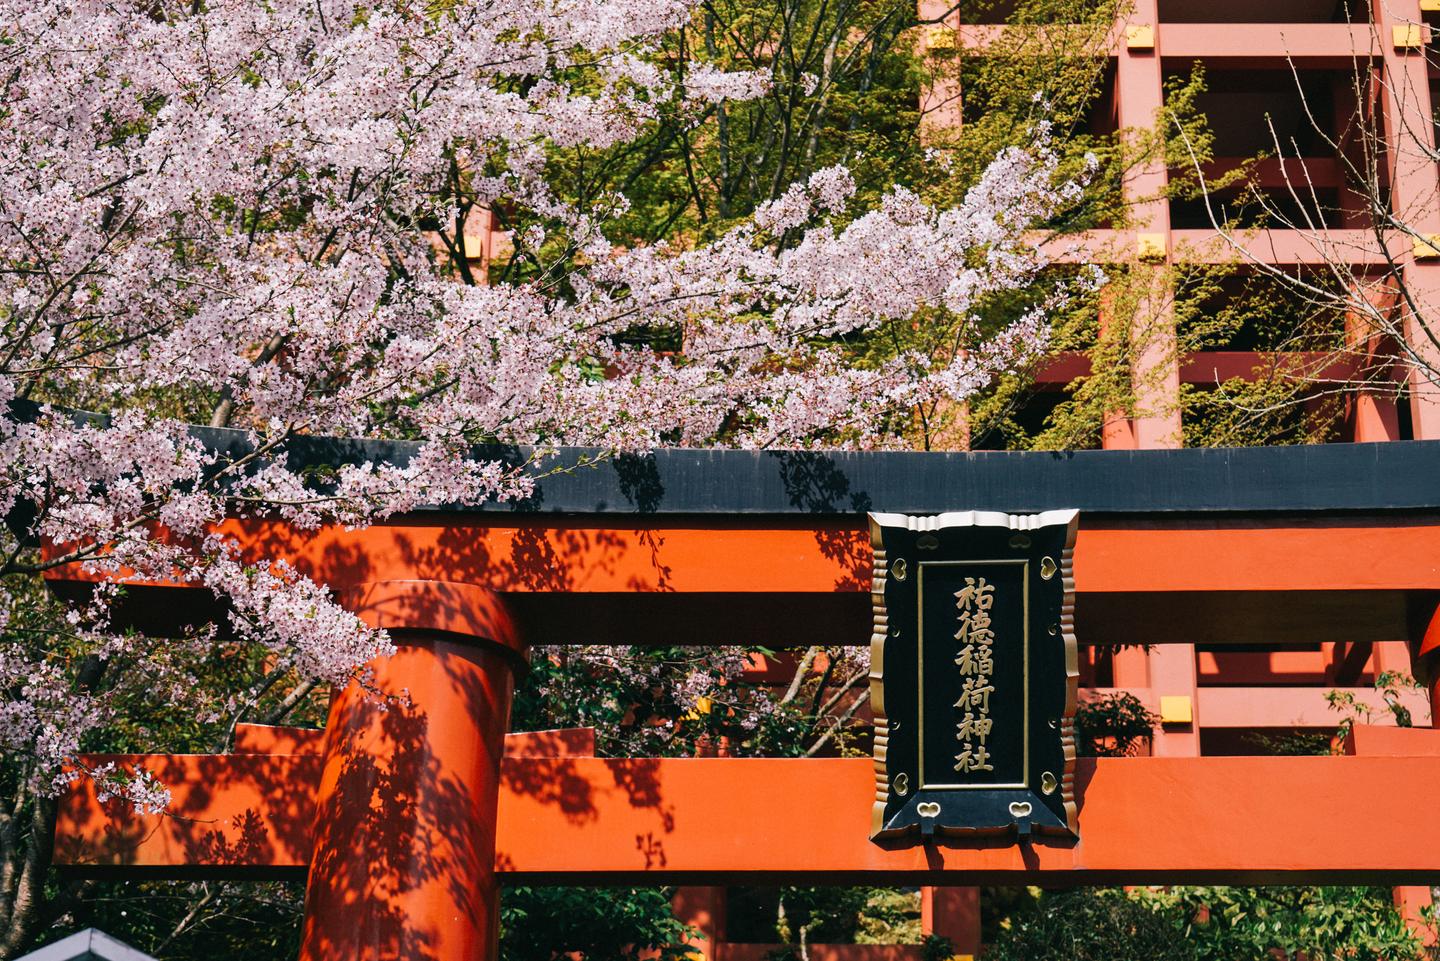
[299,580,525,961]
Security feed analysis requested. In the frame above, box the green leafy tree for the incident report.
[982,887,1423,961]
[1074,690,1157,757]
[1151,886,1423,961]
[982,888,1196,961]
[502,888,695,961]
[1326,671,1429,749]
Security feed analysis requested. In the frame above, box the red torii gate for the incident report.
[45,440,1440,961]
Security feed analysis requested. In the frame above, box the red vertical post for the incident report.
[1110,646,1150,690]
[1098,287,1139,450]
[1400,601,1440,944]
[1346,682,1438,945]
[1115,1,1195,755]
[921,887,982,959]
[1419,602,1440,730]
[1116,0,1182,450]
[299,580,526,961]
[1394,887,1437,946]
[674,887,727,961]
[917,0,961,136]
[1372,0,1440,438]
[1149,645,1199,757]
[1330,75,1401,443]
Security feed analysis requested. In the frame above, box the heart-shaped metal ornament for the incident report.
[1008,800,1033,818]
[916,801,941,818]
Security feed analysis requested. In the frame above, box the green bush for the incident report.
[1075,690,1157,757]
[982,888,1195,961]
[1151,886,1423,961]
[501,887,694,961]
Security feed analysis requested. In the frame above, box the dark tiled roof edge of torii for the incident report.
[187,425,1440,516]
[12,400,1437,515]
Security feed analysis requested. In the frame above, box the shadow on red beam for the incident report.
[54,755,1440,884]
[42,517,1440,597]
[229,724,597,758]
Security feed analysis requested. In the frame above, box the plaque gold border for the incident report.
[917,558,1029,791]
[868,509,1080,841]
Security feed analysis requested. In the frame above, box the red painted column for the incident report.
[1393,886,1437,947]
[1098,288,1139,450]
[1116,0,1181,451]
[673,887,727,961]
[1420,603,1440,730]
[1344,279,1401,442]
[300,580,526,961]
[921,887,981,959]
[1114,4,1194,753]
[917,0,961,136]
[1345,686,1439,946]
[1402,602,1440,944]
[1372,0,1440,438]
[1330,75,1401,443]
[1148,645,1199,757]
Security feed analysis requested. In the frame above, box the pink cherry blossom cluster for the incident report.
[0,0,1095,808]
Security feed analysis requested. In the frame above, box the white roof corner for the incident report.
[15,929,158,961]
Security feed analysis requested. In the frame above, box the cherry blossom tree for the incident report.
[0,0,1094,949]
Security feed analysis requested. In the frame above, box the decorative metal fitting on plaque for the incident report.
[868,510,1079,843]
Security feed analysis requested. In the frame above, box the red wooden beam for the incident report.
[1034,351,1377,386]
[1041,230,1395,266]
[1201,157,1346,191]
[54,751,1440,883]
[230,724,596,758]
[1332,640,1377,686]
[1160,23,1379,64]
[45,517,1440,596]
[1195,686,1431,729]
[953,23,1380,63]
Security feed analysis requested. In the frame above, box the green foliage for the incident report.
[513,0,1137,454]
[1162,64,1253,206]
[932,0,1125,228]
[982,888,1196,961]
[1149,886,1423,961]
[775,887,875,946]
[1327,670,1427,750]
[983,887,1423,961]
[965,60,1363,454]
[512,647,720,758]
[524,0,929,261]
[501,887,695,961]
[513,644,880,761]
[1174,266,1350,448]
[892,0,1129,452]
[855,890,924,945]
[1240,729,1333,756]
[26,880,304,960]
[919,933,955,961]
[728,887,921,950]
[1074,690,1156,757]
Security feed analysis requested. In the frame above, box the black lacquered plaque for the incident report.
[868,510,1079,843]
